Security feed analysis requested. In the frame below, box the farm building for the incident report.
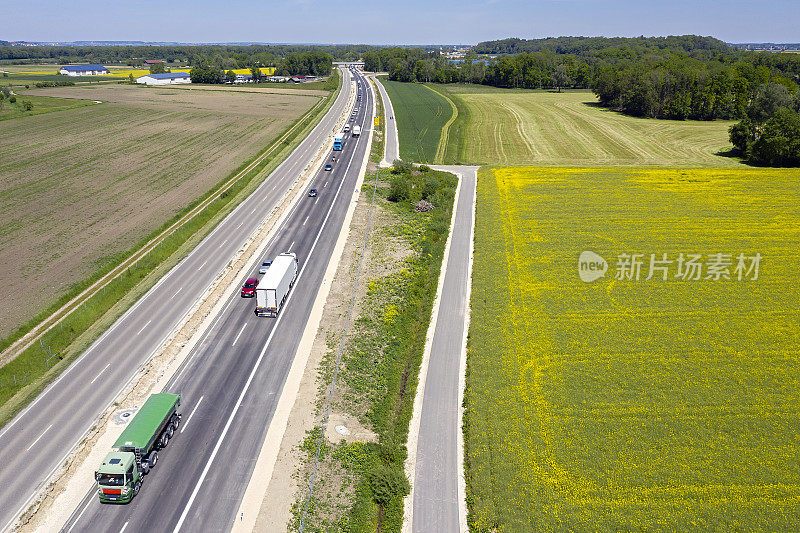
[59,64,109,76]
[267,76,290,83]
[136,72,192,85]
[143,60,164,66]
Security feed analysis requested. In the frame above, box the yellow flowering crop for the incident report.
[465,166,800,530]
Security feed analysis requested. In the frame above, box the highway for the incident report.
[58,67,374,533]
[409,165,476,533]
[0,66,367,532]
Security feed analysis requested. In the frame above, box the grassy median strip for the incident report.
[0,70,341,429]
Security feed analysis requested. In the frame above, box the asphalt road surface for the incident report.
[59,70,374,533]
[411,166,477,533]
[0,67,367,533]
[372,75,399,165]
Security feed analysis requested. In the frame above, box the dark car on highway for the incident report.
[324,163,332,171]
[309,188,317,197]
[241,277,258,297]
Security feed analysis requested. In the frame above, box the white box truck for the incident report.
[255,252,298,317]
[352,125,361,137]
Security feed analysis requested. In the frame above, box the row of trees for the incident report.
[189,51,333,84]
[0,43,371,65]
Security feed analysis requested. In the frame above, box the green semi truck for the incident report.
[95,393,181,503]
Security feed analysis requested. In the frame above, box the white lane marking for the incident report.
[136,320,152,336]
[120,521,129,533]
[272,185,277,190]
[197,260,207,271]
[0,71,354,533]
[323,181,328,188]
[232,323,247,347]
[90,363,111,385]
[181,396,204,434]
[67,497,92,533]
[26,424,52,451]
[303,216,309,226]
[173,82,361,533]
[237,221,244,230]
[251,208,256,215]
[219,239,228,248]
[170,287,183,300]
[314,198,319,205]
[288,240,295,252]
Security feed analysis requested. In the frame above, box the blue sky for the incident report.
[3,0,798,44]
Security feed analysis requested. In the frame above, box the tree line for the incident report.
[364,36,800,166]
[190,51,333,84]
[0,43,371,66]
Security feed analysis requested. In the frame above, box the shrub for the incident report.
[391,159,413,174]
[387,175,410,202]
[9,95,16,104]
[22,100,33,111]
[367,463,410,506]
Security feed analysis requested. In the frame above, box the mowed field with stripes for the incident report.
[439,86,742,167]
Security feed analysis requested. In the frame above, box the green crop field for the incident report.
[0,94,95,119]
[437,86,742,167]
[380,79,452,163]
[466,165,800,530]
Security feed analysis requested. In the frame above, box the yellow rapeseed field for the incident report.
[466,166,800,530]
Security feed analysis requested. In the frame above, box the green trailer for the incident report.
[95,393,181,503]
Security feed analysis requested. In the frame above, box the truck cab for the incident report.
[96,452,140,503]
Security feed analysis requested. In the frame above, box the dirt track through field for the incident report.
[0,84,320,338]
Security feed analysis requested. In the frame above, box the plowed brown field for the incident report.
[0,84,321,338]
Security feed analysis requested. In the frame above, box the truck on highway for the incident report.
[333,134,343,151]
[95,393,181,503]
[352,125,361,137]
[255,252,298,317]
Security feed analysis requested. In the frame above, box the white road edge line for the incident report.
[232,323,247,347]
[90,363,111,385]
[26,425,52,452]
[66,497,92,533]
[136,320,152,336]
[232,67,372,533]
[0,71,354,533]
[181,397,204,434]
[173,87,359,532]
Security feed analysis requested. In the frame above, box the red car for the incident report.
[241,277,258,297]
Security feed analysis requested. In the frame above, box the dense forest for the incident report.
[363,36,800,165]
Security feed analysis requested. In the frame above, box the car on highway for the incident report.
[331,155,337,161]
[259,260,272,274]
[308,188,317,197]
[241,277,259,297]
[324,163,333,171]
[349,116,355,121]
